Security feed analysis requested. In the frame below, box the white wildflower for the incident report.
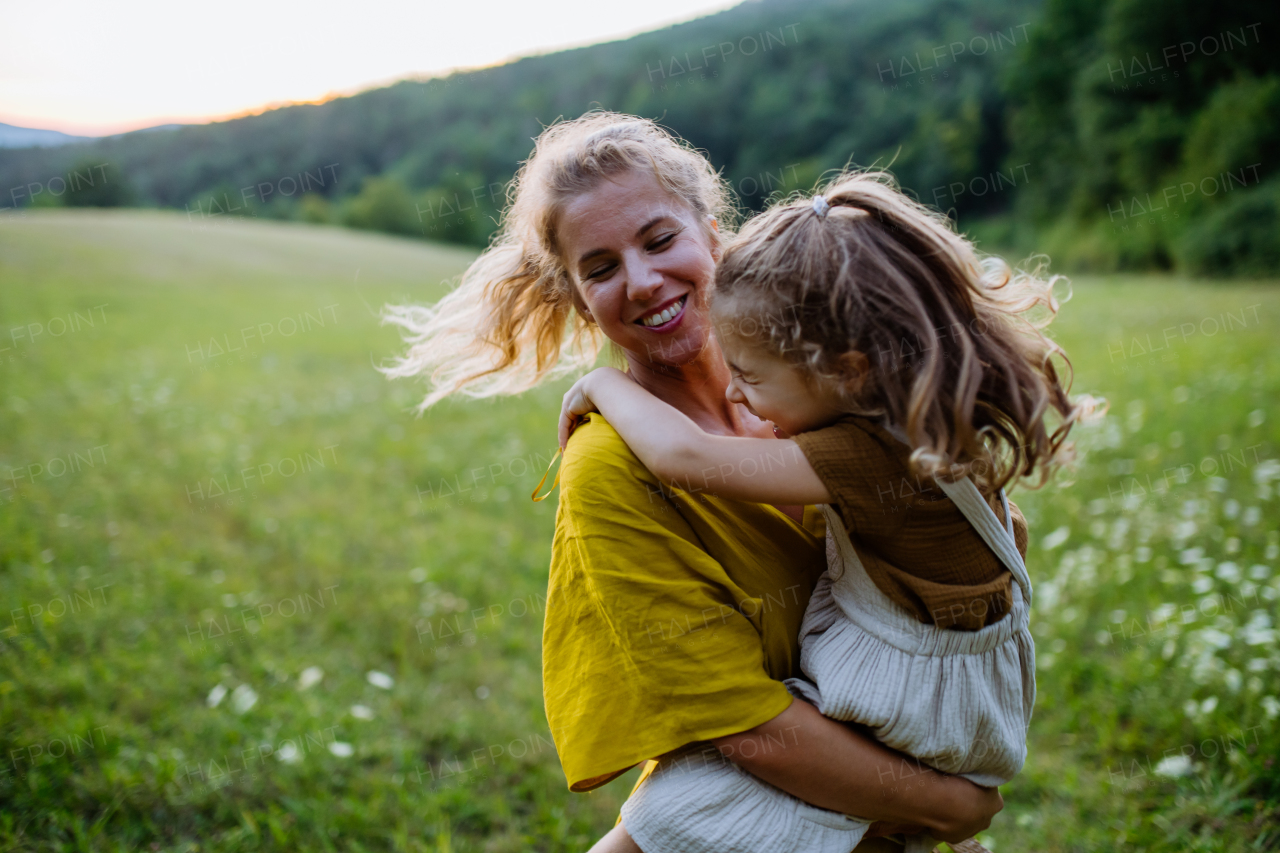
[206,683,227,708]
[1215,562,1240,583]
[1242,611,1275,646]
[328,742,354,757]
[366,671,394,689]
[230,684,258,714]
[1154,755,1193,778]
[1174,521,1198,542]
[1224,669,1242,692]
[1198,629,1232,650]
[1252,460,1280,485]
[297,666,323,690]
[1042,527,1070,550]
[277,742,301,764]
[1262,697,1280,719]
[350,704,375,720]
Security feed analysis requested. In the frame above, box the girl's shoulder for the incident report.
[794,415,902,465]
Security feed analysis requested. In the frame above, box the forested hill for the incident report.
[2,0,1276,275]
[0,0,1036,229]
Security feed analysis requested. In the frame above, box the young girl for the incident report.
[558,173,1095,853]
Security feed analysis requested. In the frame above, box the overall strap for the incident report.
[930,478,1032,607]
[882,425,1031,606]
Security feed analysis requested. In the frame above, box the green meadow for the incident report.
[1,209,1278,851]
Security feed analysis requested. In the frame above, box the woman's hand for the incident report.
[558,367,629,450]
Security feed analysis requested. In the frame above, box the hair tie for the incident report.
[811,195,830,217]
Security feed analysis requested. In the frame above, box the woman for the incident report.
[384,112,1002,850]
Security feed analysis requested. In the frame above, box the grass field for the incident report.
[1,209,1278,851]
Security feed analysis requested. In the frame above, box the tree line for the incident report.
[0,0,1274,275]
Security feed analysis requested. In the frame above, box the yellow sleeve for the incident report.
[543,414,795,791]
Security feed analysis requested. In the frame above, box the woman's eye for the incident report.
[649,233,676,251]
[585,263,615,281]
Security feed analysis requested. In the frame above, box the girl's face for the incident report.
[719,331,847,437]
[557,170,719,368]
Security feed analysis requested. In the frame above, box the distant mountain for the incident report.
[0,122,94,149]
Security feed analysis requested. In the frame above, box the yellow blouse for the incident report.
[543,413,827,791]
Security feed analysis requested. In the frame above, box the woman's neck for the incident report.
[623,342,749,437]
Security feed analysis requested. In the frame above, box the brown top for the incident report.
[793,416,1028,630]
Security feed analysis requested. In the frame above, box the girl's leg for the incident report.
[588,823,643,853]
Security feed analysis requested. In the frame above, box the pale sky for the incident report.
[1,0,741,136]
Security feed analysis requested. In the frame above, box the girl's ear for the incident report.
[835,350,870,395]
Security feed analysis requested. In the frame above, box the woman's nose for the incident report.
[624,257,664,302]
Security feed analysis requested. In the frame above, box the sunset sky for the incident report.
[0,0,739,137]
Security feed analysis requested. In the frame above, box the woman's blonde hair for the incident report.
[712,171,1100,492]
[382,111,732,410]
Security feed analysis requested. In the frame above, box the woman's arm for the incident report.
[712,700,1002,842]
[559,367,831,505]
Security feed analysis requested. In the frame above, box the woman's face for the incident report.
[557,170,719,368]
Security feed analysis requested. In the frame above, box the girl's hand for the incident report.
[558,368,628,450]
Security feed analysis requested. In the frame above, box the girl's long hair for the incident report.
[381,111,732,410]
[713,171,1101,491]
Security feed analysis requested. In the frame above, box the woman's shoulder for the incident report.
[562,413,652,480]
[559,413,660,500]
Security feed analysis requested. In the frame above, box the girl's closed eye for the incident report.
[727,363,756,384]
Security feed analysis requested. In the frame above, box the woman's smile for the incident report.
[636,294,689,330]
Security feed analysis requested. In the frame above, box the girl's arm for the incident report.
[559,367,831,505]
[714,699,1003,842]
